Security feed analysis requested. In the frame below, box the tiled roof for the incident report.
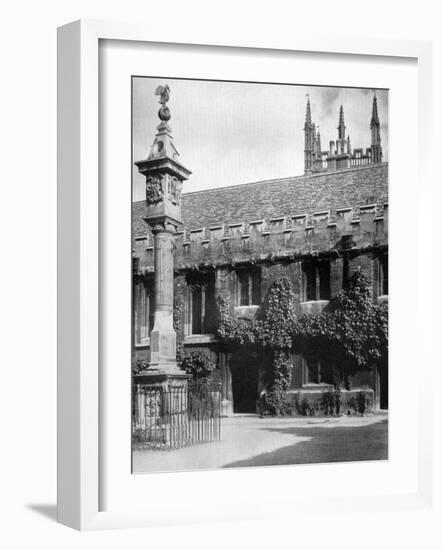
[133,162,388,236]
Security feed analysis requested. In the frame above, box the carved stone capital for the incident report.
[149,219,178,235]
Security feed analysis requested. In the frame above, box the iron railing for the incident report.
[133,385,221,450]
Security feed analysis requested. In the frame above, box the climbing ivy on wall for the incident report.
[181,350,215,379]
[216,277,297,415]
[216,292,256,347]
[173,295,185,363]
[256,277,297,350]
[255,278,297,414]
[293,270,388,388]
[216,271,387,414]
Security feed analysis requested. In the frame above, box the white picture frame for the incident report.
[57,19,433,531]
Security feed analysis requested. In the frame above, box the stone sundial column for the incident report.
[134,84,191,383]
[148,220,178,372]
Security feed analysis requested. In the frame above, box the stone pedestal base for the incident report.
[141,364,186,378]
[135,369,189,387]
[133,370,191,448]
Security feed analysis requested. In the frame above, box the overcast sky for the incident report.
[132,77,388,201]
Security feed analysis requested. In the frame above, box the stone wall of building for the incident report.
[133,209,388,412]
[132,164,388,414]
[134,203,387,274]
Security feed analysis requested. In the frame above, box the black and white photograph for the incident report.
[131,76,389,474]
[4,0,441,542]
[3,0,442,541]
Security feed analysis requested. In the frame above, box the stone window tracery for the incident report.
[186,272,216,335]
[236,268,262,306]
[134,278,154,345]
[304,357,322,385]
[379,252,388,296]
[302,259,331,301]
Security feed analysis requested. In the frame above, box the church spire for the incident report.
[337,104,346,141]
[370,94,382,163]
[304,95,316,174]
[305,95,312,126]
[370,94,381,145]
[371,94,380,130]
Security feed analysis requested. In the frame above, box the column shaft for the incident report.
[149,227,177,369]
[153,230,174,320]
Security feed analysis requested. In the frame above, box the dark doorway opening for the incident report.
[380,363,388,410]
[230,353,259,413]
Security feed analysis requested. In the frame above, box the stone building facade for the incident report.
[133,96,388,415]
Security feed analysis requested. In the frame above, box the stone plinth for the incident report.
[133,371,190,448]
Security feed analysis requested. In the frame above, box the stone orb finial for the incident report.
[158,105,171,122]
[155,84,171,122]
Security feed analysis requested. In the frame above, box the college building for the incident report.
[132,96,388,415]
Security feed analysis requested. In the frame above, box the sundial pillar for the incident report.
[135,84,191,382]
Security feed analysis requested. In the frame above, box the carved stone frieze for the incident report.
[146,175,163,204]
[167,175,183,205]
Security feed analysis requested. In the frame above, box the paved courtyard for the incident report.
[133,413,388,473]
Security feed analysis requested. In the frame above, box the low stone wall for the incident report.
[286,387,375,416]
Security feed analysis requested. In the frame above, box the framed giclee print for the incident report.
[57,20,433,530]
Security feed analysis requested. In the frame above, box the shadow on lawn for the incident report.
[222,418,388,469]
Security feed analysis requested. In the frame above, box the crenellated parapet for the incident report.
[133,202,388,273]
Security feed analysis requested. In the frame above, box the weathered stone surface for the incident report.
[134,86,191,380]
